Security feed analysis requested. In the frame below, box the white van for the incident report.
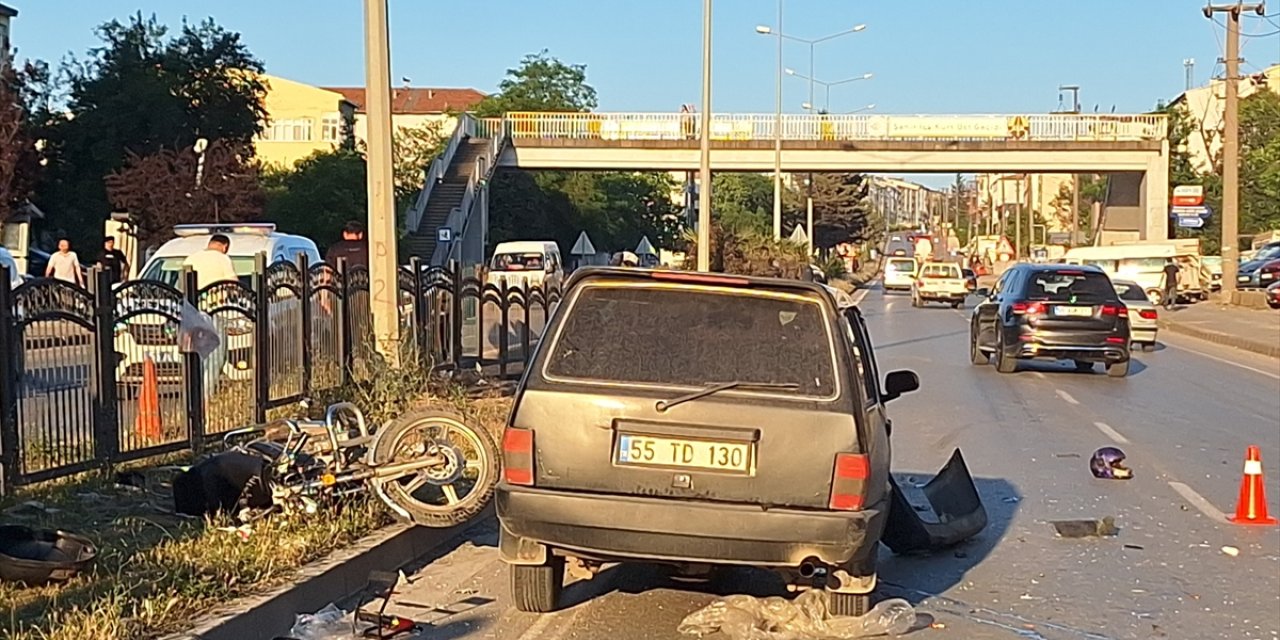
[1062,243,1202,305]
[883,257,919,292]
[117,224,321,385]
[487,241,564,291]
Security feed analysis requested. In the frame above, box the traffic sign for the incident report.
[1169,205,1212,219]
[436,227,453,243]
[1172,185,1204,207]
[570,231,596,256]
[1176,215,1205,229]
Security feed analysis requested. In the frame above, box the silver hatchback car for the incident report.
[1113,279,1159,350]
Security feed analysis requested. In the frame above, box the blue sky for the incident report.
[9,0,1280,186]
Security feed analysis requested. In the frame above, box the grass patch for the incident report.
[0,389,514,639]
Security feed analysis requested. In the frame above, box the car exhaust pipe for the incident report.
[798,561,819,578]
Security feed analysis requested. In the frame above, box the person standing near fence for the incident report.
[97,236,130,283]
[325,221,369,268]
[182,234,238,400]
[45,238,85,287]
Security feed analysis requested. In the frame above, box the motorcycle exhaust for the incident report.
[798,561,819,579]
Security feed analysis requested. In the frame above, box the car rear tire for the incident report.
[994,330,1016,374]
[511,557,565,613]
[827,591,870,617]
[1107,359,1130,378]
[951,301,962,309]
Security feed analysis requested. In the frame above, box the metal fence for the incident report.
[0,257,559,494]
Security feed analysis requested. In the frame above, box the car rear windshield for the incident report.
[887,259,915,273]
[491,252,545,271]
[1022,270,1118,303]
[921,264,960,278]
[544,284,837,397]
[1112,282,1149,303]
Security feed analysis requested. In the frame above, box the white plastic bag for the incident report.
[178,300,221,359]
[678,590,915,639]
[286,603,352,639]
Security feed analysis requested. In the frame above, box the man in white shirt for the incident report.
[182,234,239,290]
[45,238,85,286]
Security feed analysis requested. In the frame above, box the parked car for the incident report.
[496,268,986,614]
[911,261,969,308]
[1201,256,1223,292]
[116,223,321,386]
[1112,279,1158,350]
[970,264,1132,377]
[1237,242,1280,288]
[1268,281,1280,309]
[882,257,918,292]
[0,247,23,289]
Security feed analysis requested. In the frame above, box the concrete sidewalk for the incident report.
[1159,301,1280,358]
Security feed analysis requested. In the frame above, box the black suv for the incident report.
[969,263,1132,377]
[496,269,934,615]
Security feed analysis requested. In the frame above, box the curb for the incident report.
[1160,319,1280,359]
[166,514,488,640]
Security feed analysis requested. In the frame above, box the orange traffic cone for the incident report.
[134,356,163,443]
[1229,445,1277,526]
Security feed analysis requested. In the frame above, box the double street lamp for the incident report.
[755,19,867,239]
[787,69,873,114]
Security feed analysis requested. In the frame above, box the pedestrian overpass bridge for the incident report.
[405,112,1169,265]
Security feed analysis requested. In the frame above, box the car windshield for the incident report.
[888,259,915,273]
[142,256,258,288]
[491,252,545,271]
[1113,282,1149,303]
[545,284,837,397]
[1023,270,1117,303]
[921,264,959,278]
[1255,245,1280,261]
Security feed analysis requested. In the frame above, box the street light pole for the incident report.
[772,0,783,240]
[697,0,713,272]
[1204,2,1265,297]
[363,0,400,364]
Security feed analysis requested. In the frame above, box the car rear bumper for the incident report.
[497,484,886,569]
[917,291,966,301]
[1129,325,1157,343]
[1012,328,1129,361]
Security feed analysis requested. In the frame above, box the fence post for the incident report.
[252,253,269,424]
[336,258,351,388]
[521,280,531,364]
[92,269,120,467]
[0,265,19,494]
[298,253,312,398]
[182,269,206,451]
[498,277,509,378]
[449,260,462,369]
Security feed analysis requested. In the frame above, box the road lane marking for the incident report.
[851,287,870,305]
[1092,421,1130,444]
[1164,341,1280,380]
[1055,389,1079,405]
[1168,481,1229,523]
[1031,371,1046,379]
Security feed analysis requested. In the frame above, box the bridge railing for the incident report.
[499,112,1167,142]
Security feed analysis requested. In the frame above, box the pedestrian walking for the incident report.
[45,238,85,287]
[325,221,369,269]
[97,236,130,283]
[1161,258,1179,309]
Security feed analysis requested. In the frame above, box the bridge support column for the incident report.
[1141,139,1170,241]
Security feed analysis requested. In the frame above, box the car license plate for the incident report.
[616,434,752,473]
[1053,305,1092,317]
[1239,275,1251,282]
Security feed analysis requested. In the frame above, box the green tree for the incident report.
[785,172,874,250]
[261,149,368,251]
[473,50,597,117]
[391,119,447,204]
[712,173,774,234]
[33,13,267,246]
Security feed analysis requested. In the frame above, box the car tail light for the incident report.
[502,428,535,486]
[1011,301,1045,315]
[829,453,869,511]
[1106,336,1127,344]
[1101,304,1128,318]
[1139,309,1158,320]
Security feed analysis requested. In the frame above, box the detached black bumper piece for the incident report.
[882,448,988,554]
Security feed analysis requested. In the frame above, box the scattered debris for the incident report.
[1001,496,1020,504]
[2,500,60,517]
[1090,447,1133,479]
[0,525,97,585]
[1221,545,1240,557]
[216,525,253,541]
[286,603,349,639]
[1051,516,1120,538]
[1123,544,1145,550]
[1054,453,1081,459]
[678,591,915,639]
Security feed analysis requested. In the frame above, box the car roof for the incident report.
[566,267,839,302]
[150,233,315,259]
[1019,262,1107,274]
[494,241,557,254]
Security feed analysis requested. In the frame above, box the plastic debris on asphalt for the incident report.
[285,603,352,639]
[1221,545,1240,557]
[677,590,915,639]
[1051,516,1120,538]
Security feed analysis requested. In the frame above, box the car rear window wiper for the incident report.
[656,381,801,412]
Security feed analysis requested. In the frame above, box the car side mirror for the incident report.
[975,287,991,298]
[882,370,920,403]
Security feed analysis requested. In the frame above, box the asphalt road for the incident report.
[377,283,1280,640]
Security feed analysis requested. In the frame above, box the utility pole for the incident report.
[1183,57,1196,91]
[1205,2,1266,297]
[772,0,783,240]
[1059,84,1082,246]
[697,0,713,272]
[363,0,400,364]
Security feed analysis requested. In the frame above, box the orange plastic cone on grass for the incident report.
[134,355,163,443]
[1229,445,1277,526]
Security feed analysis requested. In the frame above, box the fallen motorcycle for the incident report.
[174,402,499,528]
